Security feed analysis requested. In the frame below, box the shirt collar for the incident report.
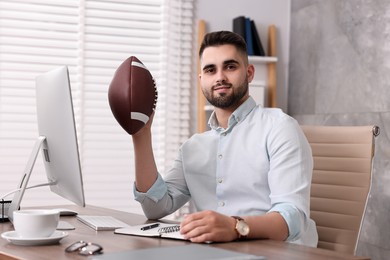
[208,96,257,132]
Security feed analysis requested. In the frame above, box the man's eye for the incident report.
[226,65,236,70]
[204,68,214,74]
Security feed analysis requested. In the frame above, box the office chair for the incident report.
[301,125,380,255]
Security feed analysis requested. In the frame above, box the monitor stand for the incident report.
[7,136,55,223]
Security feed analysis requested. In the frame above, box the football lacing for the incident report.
[152,78,158,111]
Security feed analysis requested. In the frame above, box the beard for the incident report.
[203,78,249,109]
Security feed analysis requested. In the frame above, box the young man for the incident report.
[132,31,318,246]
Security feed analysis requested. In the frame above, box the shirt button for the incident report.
[218,154,223,159]
[217,178,223,184]
[218,201,225,207]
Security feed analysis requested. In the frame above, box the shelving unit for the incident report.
[249,56,278,63]
[247,55,278,108]
[197,21,278,133]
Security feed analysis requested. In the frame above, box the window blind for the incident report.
[0,0,194,216]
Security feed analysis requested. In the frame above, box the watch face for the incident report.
[237,220,250,236]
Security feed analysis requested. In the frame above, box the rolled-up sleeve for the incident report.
[269,203,305,241]
[132,151,191,220]
[133,173,167,203]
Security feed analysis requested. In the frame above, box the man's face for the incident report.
[199,44,254,109]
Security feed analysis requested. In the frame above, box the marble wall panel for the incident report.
[290,1,390,259]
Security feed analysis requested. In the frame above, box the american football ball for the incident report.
[108,56,157,135]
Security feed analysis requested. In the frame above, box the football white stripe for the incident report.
[132,61,148,70]
[131,112,149,124]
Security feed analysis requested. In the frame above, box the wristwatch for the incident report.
[232,216,249,239]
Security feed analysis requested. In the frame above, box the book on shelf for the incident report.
[251,20,266,56]
[232,16,265,56]
[245,18,255,55]
[233,16,246,42]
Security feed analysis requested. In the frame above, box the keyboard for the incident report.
[77,215,129,231]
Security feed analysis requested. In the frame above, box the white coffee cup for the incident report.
[13,209,60,238]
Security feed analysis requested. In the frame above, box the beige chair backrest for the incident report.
[301,125,379,255]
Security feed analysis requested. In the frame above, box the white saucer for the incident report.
[1,231,68,246]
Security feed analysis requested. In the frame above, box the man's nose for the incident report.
[215,69,227,83]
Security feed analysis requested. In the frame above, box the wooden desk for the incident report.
[0,205,370,260]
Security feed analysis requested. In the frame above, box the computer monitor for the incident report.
[7,66,85,222]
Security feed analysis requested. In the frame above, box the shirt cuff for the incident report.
[268,203,303,241]
[133,173,168,203]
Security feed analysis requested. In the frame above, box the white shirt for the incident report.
[134,97,318,246]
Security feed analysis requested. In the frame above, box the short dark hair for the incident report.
[199,31,248,59]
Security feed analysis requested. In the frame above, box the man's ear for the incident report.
[247,64,255,83]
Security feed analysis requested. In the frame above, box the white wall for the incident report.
[194,0,291,112]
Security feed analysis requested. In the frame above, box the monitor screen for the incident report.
[8,66,85,222]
